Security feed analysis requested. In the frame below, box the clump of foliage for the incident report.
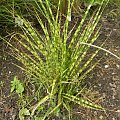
[3,0,120,119]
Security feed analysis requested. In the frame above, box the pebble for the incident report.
[94,85,97,88]
[98,83,101,87]
[112,72,116,75]
[112,76,119,81]
[112,95,115,99]
[116,64,120,69]
[109,83,116,88]
[116,110,120,113]
[94,111,97,115]
[99,115,103,119]
[102,93,106,98]
[104,65,109,68]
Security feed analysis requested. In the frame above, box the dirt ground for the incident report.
[0,3,120,120]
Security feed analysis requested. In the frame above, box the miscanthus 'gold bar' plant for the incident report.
[2,0,120,119]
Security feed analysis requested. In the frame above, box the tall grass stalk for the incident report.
[2,0,120,119]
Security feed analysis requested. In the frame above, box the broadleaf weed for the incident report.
[11,76,24,95]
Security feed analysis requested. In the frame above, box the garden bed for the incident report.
[0,3,120,120]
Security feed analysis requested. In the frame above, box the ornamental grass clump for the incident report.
[3,0,119,119]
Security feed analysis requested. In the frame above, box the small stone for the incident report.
[116,110,120,113]
[94,85,97,88]
[109,83,112,87]
[104,65,109,68]
[112,76,119,81]
[94,111,97,115]
[112,72,116,75]
[102,93,106,98]
[116,64,120,68]
[112,118,115,120]
[109,83,116,88]
[99,115,103,119]
[112,95,115,99]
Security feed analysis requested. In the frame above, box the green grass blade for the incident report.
[43,102,61,120]
[31,95,50,116]
[63,94,105,111]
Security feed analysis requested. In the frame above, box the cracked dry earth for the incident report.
[0,4,120,120]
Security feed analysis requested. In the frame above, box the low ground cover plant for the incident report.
[1,0,120,119]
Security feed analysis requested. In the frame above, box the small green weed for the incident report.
[11,76,24,95]
[0,81,4,87]
[11,76,31,120]
[19,108,30,120]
